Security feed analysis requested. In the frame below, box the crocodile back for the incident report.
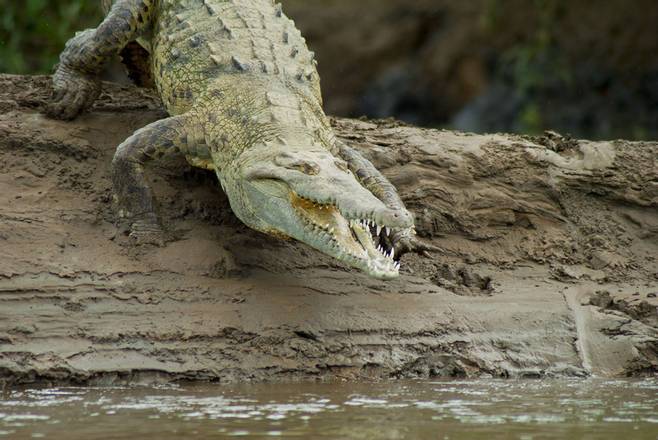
[151,0,323,115]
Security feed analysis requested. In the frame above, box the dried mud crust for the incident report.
[0,75,656,386]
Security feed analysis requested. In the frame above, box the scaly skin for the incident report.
[47,0,437,279]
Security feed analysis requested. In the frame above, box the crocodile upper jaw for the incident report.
[291,193,400,279]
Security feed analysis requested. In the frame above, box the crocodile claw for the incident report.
[46,65,101,120]
[392,228,440,258]
[129,218,166,247]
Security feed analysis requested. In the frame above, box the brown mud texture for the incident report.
[0,75,656,386]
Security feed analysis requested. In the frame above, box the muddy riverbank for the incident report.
[0,75,656,385]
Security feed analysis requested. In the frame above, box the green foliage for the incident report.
[0,0,102,74]
[483,0,572,135]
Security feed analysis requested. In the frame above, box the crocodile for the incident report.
[47,0,437,279]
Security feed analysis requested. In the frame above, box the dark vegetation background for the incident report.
[2,0,657,140]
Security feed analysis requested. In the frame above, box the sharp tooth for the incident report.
[385,227,390,236]
[390,248,394,259]
[376,225,381,236]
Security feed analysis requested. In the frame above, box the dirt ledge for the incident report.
[0,75,656,386]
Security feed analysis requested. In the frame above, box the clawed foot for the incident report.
[128,217,166,246]
[46,30,101,120]
[392,228,441,258]
[46,64,101,120]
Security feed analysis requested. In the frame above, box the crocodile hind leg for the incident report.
[336,141,440,258]
[112,114,199,245]
[47,0,155,120]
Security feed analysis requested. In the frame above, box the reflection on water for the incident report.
[1,379,656,439]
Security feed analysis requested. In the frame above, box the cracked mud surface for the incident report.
[0,75,656,385]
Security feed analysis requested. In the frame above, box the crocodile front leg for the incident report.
[337,141,440,257]
[112,114,201,245]
[47,0,155,120]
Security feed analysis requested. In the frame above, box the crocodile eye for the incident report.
[288,160,320,175]
[334,160,350,173]
[274,155,320,175]
[297,162,320,175]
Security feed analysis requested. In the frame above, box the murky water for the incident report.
[1,379,656,439]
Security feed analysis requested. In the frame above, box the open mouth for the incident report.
[291,192,400,278]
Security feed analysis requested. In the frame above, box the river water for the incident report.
[1,379,656,439]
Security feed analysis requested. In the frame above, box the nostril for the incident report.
[386,209,413,227]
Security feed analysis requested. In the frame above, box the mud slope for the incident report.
[0,75,656,385]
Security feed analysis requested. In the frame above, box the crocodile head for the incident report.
[220,147,414,279]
